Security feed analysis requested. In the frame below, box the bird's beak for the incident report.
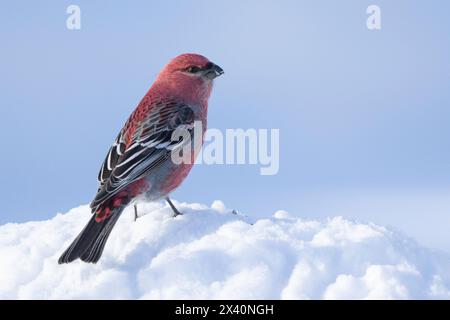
[203,63,224,80]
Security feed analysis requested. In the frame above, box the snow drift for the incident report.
[0,200,449,299]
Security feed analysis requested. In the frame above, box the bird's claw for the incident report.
[134,204,139,221]
[166,197,182,218]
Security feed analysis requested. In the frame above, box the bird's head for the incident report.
[155,53,224,103]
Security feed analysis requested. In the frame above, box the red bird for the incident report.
[59,53,224,263]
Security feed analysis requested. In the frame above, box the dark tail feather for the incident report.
[58,206,125,264]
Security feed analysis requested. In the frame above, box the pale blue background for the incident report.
[1,1,449,251]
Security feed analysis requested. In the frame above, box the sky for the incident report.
[0,1,449,251]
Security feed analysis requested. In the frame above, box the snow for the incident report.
[0,200,449,299]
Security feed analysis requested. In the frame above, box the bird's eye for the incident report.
[186,66,200,73]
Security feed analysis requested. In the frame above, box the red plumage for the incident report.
[58,53,223,263]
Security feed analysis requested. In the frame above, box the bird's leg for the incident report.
[166,197,182,217]
[134,204,138,221]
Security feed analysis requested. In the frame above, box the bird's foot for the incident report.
[134,204,139,221]
[230,209,254,225]
[166,197,182,217]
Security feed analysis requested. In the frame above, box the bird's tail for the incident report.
[58,206,125,264]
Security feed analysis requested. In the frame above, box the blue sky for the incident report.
[1,1,449,251]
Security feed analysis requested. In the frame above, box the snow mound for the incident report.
[0,200,449,299]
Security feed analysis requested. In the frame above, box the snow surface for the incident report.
[1,200,449,299]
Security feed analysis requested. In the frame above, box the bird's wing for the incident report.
[97,133,126,187]
[91,99,195,211]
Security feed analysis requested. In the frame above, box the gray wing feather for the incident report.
[91,102,195,211]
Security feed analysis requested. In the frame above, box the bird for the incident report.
[58,53,224,264]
